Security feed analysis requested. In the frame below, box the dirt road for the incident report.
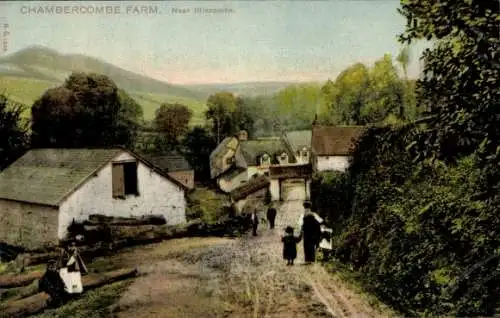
[111,201,394,317]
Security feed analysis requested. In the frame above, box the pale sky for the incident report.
[1,1,428,84]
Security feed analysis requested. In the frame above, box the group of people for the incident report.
[248,201,326,265]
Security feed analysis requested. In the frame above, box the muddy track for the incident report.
[113,201,392,317]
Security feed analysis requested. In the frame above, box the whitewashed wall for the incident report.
[316,156,350,172]
[247,166,269,179]
[58,151,186,239]
[217,170,248,193]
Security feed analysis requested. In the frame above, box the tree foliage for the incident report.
[31,72,142,148]
[321,55,419,125]
[181,126,217,183]
[0,95,29,170]
[153,103,193,147]
[205,92,257,143]
[399,0,500,163]
[311,1,500,316]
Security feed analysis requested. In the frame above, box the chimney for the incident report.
[238,130,248,141]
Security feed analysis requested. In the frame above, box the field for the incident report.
[0,76,208,124]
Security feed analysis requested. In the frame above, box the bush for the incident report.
[185,188,231,224]
[313,125,500,316]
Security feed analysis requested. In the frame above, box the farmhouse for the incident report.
[211,129,314,202]
[0,148,188,249]
[311,124,365,172]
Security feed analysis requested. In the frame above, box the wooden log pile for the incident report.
[0,268,138,318]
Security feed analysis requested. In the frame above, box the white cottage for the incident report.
[0,148,188,249]
[311,125,365,172]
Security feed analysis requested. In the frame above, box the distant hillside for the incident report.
[184,81,308,97]
[0,46,209,123]
[0,45,205,100]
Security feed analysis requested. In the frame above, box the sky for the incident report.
[1,1,429,85]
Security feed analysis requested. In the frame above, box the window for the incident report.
[226,156,235,165]
[279,152,288,164]
[264,172,270,177]
[260,154,270,166]
[112,161,139,198]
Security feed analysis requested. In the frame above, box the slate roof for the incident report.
[239,138,295,166]
[0,148,187,207]
[285,130,312,152]
[141,152,192,172]
[311,125,365,156]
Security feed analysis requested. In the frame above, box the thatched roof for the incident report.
[311,125,365,156]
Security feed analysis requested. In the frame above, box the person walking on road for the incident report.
[298,201,322,264]
[251,210,259,236]
[266,205,277,229]
[282,226,301,265]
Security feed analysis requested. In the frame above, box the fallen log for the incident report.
[0,267,138,318]
[0,292,51,318]
[0,271,43,288]
[0,279,39,302]
[88,214,166,225]
[23,252,60,267]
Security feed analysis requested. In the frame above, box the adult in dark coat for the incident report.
[301,202,322,263]
[266,206,277,229]
[39,260,68,307]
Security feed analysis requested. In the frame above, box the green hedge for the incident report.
[312,125,500,316]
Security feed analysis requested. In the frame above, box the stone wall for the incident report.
[0,199,59,250]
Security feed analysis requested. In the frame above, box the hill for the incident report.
[0,46,209,123]
[184,81,308,97]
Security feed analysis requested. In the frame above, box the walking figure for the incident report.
[282,226,301,265]
[39,260,68,308]
[266,205,277,229]
[251,210,259,236]
[298,201,322,264]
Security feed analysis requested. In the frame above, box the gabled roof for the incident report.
[284,130,312,152]
[140,151,192,172]
[239,138,295,166]
[0,148,187,207]
[311,125,366,156]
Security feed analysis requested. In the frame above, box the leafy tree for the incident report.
[271,84,327,130]
[31,72,142,148]
[399,0,500,162]
[205,92,237,144]
[153,103,193,146]
[181,126,217,183]
[0,95,29,170]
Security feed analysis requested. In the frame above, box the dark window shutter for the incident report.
[112,164,125,197]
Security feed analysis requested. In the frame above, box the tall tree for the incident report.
[31,72,142,148]
[154,103,193,146]
[0,95,29,170]
[205,92,237,144]
[181,126,217,183]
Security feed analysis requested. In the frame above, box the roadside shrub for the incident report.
[185,188,230,223]
[314,124,500,316]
